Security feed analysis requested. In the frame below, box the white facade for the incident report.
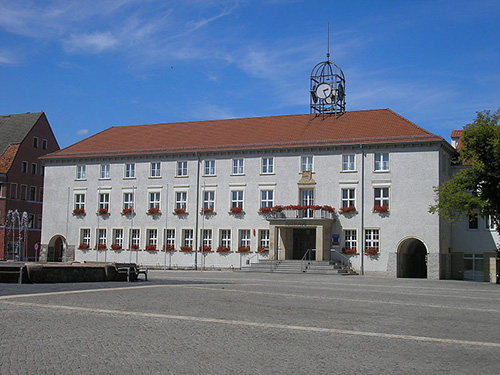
[41,140,465,279]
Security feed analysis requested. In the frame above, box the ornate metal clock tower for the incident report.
[310,51,346,119]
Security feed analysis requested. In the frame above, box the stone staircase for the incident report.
[241,260,357,275]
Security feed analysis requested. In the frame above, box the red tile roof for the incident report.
[0,144,20,173]
[43,109,444,160]
[451,130,463,138]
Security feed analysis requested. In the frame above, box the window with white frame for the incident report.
[74,193,85,210]
[31,163,37,175]
[177,161,188,177]
[123,192,134,210]
[99,193,110,211]
[33,137,38,148]
[239,229,251,249]
[201,229,212,249]
[130,229,140,249]
[20,184,27,200]
[29,186,37,201]
[124,163,135,178]
[147,229,158,247]
[202,190,215,211]
[100,164,110,179]
[42,139,48,149]
[97,228,107,246]
[301,189,314,217]
[28,214,35,228]
[165,229,175,249]
[342,154,355,171]
[464,254,484,281]
[40,166,45,176]
[76,165,86,180]
[232,158,244,175]
[183,229,193,248]
[260,190,274,208]
[341,188,355,208]
[374,153,389,171]
[220,229,231,248]
[149,192,161,209]
[365,229,380,251]
[175,191,187,210]
[374,187,389,208]
[301,156,314,172]
[204,160,216,176]
[150,162,161,177]
[262,157,274,174]
[344,230,357,251]
[484,215,498,231]
[21,161,28,173]
[113,229,123,247]
[231,190,244,209]
[80,228,91,246]
[259,229,270,249]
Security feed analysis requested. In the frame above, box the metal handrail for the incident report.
[301,248,314,272]
[331,248,352,270]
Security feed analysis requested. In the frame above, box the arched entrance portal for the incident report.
[397,238,427,278]
[47,235,67,262]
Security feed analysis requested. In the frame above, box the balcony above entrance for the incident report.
[260,208,336,222]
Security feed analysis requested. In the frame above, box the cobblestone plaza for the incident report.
[1,272,499,374]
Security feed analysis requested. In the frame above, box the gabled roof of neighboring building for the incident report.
[0,112,44,155]
[43,109,445,160]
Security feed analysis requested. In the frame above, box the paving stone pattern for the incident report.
[1,271,500,374]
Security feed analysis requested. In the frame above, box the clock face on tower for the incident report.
[315,83,332,99]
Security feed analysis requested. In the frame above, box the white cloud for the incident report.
[0,51,16,65]
[64,32,119,54]
[77,129,89,135]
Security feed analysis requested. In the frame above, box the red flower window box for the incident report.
[200,207,215,215]
[111,244,122,250]
[216,246,231,253]
[145,245,157,251]
[339,206,356,214]
[163,245,175,251]
[147,207,160,215]
[199,246,212,252]
[98,208,108,215]
[257,247,269,253]
[174,208,187,215]
[365,247,379,256]
[96,243,107,250]
[373,205,389,213]
[180,246,192,252]
[122,208,134,215]
[342,247,358,255]
[73,208,85,215]
[78,243,90,250]
[131,244,139,250]
[237,246,250,252]
[230,207,244,214]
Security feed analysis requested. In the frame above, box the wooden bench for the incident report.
[114,263,148,281]
[0,262,25,283]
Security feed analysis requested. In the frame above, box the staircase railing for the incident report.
[330,248,352,270]
[301,248,314,272]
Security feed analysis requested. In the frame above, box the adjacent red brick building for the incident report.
[0,112,59,260]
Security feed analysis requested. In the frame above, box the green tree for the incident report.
[430,109,500,241]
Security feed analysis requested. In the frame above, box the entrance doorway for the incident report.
[47,235,66,262]
[292,229,316,260]
[397,238,427,278]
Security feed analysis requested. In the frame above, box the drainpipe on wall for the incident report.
[194,152,201,270]
[360,144,365,276]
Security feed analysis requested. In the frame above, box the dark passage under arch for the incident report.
[398,238,427,278]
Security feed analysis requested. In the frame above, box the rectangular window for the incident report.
[342,154,355,171]
[74,193,85,210]
[123,192,134,210]
[231,190,244,209]
[124,163,135,178]
[239,229,251,249]
[374,153,389,171]
[100,164,110,179]
[484,215,498,231]
[341,188,355,208]
[149,192,161,210]
[113,229,123,248]
[165,229,175,249]
[130,229,140,249]
[260,190,274,208]
[29,186,37,201]
[301,189,314,217]
[464,254,484,281]
[40,166,45,176]
[80,228,91,246]
[33,137,38,148]
[177,161,188,177]
[99,193,110,211]
[0,184,4,198]
[232,158,244,175]
[42,139,48,149]
[175,191,187,210]
[220,229,231,249]
[97,228,107,246]
[374,187,390,208]
[9,183,18,199]
[259,230,270,250]
[28,214,35,229]
[21,161,28,173]
[39,187,43,202]
[147,229,158,247]
[201,229,213,249]
[31,163,37,175]
[183,229,193,248]
[203,190,215,210]
[344,230,357,252]
[262,157,274,174]
[204,160,216,176]
[20,185,27,200]
[301,156,314,172]
[150,162,161,177]
[365,229,380,251]
[468,214,478,230]
[76,165,86,180]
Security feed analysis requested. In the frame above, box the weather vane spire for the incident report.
[327,22,330,60]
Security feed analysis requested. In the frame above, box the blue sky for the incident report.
[1,0,499,149]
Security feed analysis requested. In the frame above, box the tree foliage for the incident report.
[430,109,500,238]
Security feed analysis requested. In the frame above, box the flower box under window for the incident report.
[339,206,356,214]
[373,205,389,213]
[131,244,139,250]
[342,247,358,255]
[111,244,122,250]
[163,245,175,252]
[122,208,134,215]
[200,207,215,215]
[98,208,109,215]
[365,247,379,256]
[73,208,85,216]
[147,207,161,215]
[174,208,187,215]
[180,246,192,252]
[199,246,212,252]
[237,246,250,253]
[96,243,107,250]
[257,247,269,253]
[145,245,157,251]
[78,243,90,250]
[229,207,244,214]
[216,246,231,253]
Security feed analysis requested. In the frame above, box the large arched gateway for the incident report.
[47,235,67,262]
[397,237,428,278]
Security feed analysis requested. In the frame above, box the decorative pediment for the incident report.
[298,171,316,187]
